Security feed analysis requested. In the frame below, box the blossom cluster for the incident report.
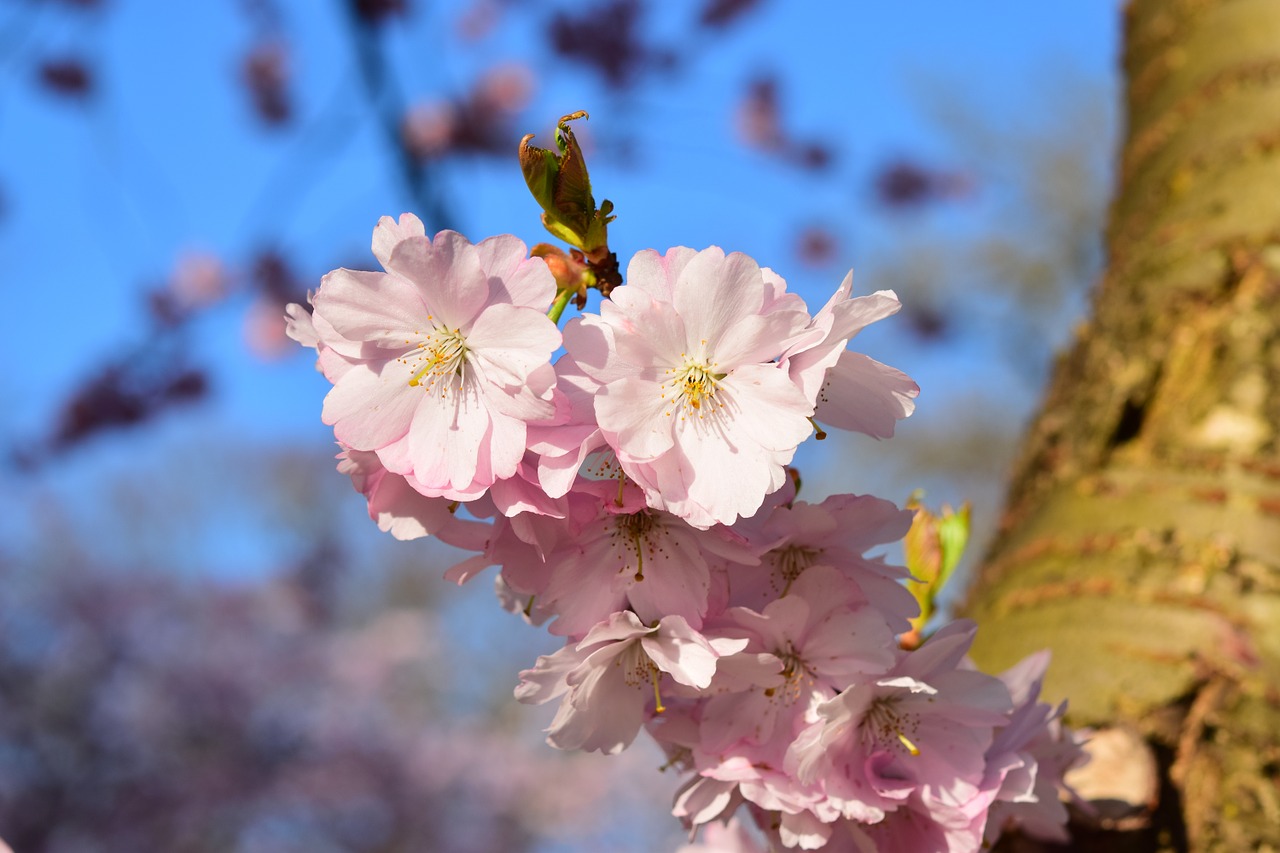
[287,214,1084,852]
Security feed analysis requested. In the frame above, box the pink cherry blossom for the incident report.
[565,246,816,528]
[699,566,897,754]
[533,480,758,639]
[731,493,919,633]
[310,223,563,502]
[336,446,486,548]
[516,612,746,755]
[813,350,920,439]
[983,651,1088,846]
[786,621,1013,829]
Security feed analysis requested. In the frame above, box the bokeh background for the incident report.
[2,1,1122,850]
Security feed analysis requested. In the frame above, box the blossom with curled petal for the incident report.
[780,272,918,439]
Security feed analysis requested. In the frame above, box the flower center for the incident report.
[770,544,823,594]
[861,696,922,757]
[764,640,815,704]
[662,351,727,418]
[613,510,658,581]
[402,327,468,392]
[618,640,666,713]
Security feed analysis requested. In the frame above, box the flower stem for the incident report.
[547,288,574,324]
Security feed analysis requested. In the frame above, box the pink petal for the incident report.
[815,352,919,438]
[672,249,765,351]
[385,231,489,330]
[371,212,426,267]
[311,268,426,358]
[473,234,556,309]
[466,303,562,388]
[322,359,419,450]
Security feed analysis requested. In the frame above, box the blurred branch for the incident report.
[340,0,455,231]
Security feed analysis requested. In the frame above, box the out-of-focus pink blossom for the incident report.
[473,63,533,113]
[244,294,295,359]
[983,651,1089,846]
[403,101,460,158]
[170,251,228,308]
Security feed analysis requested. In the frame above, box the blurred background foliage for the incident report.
[1,0,1120,849]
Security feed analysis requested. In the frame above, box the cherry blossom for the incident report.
[564,246,815,528]
[517,612,747,755]
[308,224,563,502]
[730,493,919,633]
[289,208,1080,850]
[779,273,917,441]
[786,622,1013,831]
[982,652,1088,846]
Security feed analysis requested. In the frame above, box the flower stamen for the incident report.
[863,695,923,758]
[404,328,468,389]
[661,353,728,419]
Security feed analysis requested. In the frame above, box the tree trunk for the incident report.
[962,1,1280,850]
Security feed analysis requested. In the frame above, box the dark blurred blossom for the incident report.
[37,58,93,99]
[241,40,291,126]
[794,141,833,171]
[0,558,620,851]
[795,225,838,267]
[44,363,208,458]
[252,248,307,304]
[903,301,950,341]
[547,0,675,90]
[351,0,409,25]
[872,158,973,210]
[699,0,764,28]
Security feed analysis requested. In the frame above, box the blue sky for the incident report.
[5,1,1121,441]
[0,0,1125,596]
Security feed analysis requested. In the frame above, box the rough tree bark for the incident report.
[962,1,1280,851]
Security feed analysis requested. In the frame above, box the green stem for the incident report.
[547,288,574,324]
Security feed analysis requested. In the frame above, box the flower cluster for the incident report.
[288,214,1083,852]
